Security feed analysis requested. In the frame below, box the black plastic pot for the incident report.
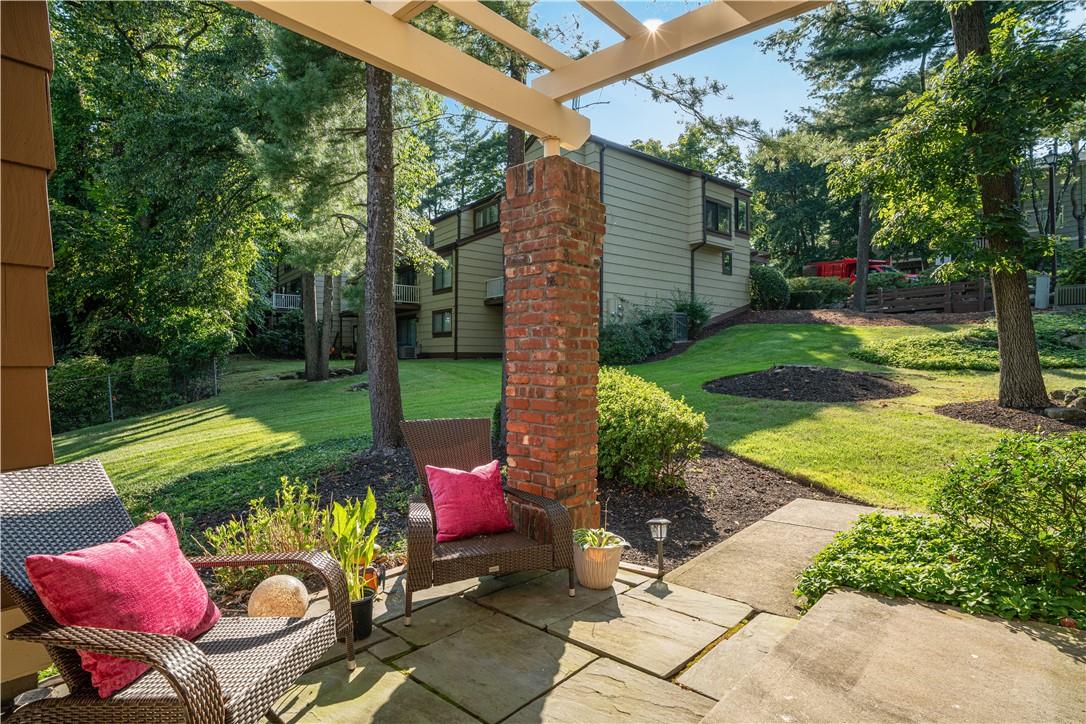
[351,589,376,641]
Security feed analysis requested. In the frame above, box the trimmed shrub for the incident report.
[787,276,851,306]
[597,367,706,490]
[864,271,911,289]
[599,321,654,365]
[787,290,824,309]
[749,266,790,310]
[796,433,1086,625]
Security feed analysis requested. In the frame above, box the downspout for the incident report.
[691,176,707,300]
[598,143,606,328]
[454,212,461,360]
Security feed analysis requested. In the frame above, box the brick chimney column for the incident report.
[501,155,605,531]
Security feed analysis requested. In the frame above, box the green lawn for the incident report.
[55,324,1085,521]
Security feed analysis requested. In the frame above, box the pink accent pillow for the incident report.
[425,460,514,543]
[25,513,220,698]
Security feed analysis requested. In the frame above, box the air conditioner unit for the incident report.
[398,345,417,359]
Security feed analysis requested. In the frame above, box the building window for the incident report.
[721,251,733,275]
[705,199,732,236]
[432,309,453,337]
[736,198,750,234]
[473,201,499,232]
[432,254,453,292]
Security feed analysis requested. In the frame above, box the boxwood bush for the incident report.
[597,367,706,490]
[787,290,824,309]
[749,266,790,310]
[599,307,675,365]
[796,433,1086,625]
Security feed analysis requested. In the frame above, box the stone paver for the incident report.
[277,652,475,723]
[666,519,838,617]
[463,570,549,600]
[373,575,478,624]
[384,596,494,646]
[506,657,715,724]
[625,580,752,628]
[704,590,1086,723]
[547,593,726,678]
[309,623,391,670]
[476,569,627,629]
[677,613,797,700]
[763,498,877,531]
[397,613,596,723]
[615,568,656,587]
[367,634,413,662]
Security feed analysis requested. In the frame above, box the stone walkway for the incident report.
[276,498,1085,723]
[280,498,853,723]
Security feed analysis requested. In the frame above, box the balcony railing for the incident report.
[394,284,421,305]
[271,292,301,310]
[485,277,504,300]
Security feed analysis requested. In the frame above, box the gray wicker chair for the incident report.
[1,459,355,724]
[399,418,575,625]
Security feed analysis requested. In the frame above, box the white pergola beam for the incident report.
[577,0,646,39]
[435,0,573,70]
[534,1,825,102]
[370,1,434,21]
[235,1,589,150]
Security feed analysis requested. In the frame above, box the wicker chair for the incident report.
[399,418,575,625]
[1,459,355,724]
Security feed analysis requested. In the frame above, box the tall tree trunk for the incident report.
[317,273,333,380]
[852,189,872,312]
[951,2,1048,409]
[365,65,405,450]
[302,271,319,381]
[353,289,368,374]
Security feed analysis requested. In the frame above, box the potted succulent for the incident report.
[572,528,629,590]
[324,489,380,640]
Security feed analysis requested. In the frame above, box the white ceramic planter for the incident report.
[573,544,624,590]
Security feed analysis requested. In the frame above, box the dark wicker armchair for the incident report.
[399,418,575,625]
[1,459,354,724]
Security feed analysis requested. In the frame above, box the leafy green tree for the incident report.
[835,6,1086,408]
[631,123,743,179]
[419,108,506,215]
[48,1,281,370]
[747,130,855,276]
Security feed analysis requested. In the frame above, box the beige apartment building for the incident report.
[272,135,754,359]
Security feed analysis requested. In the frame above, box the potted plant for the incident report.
[572,528,629,590]
[324,489,379,640]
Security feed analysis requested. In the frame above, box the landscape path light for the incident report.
[647,518,670,579]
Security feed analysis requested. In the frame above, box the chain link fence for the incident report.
[48,359,222,434]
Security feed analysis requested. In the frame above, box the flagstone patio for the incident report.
[274,498,1085,723]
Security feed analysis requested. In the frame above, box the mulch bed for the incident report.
[601,444,859,568]
[704,365,917,403]
[935,400,1083,433]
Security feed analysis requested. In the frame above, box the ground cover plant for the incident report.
[851,311,1086,371]
[796,433,1086,625]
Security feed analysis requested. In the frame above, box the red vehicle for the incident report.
[808,258,914,282]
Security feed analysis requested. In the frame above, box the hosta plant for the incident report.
[573,528,628,549]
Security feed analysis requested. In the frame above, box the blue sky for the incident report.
[528,1,813,150]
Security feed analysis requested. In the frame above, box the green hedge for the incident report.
[599,308,674,365]
[787,276,851,306]
[597,367,706,490]
[851,311,1086,370]
[787,290,824,309]
[49,354,181,433]
[796,433,1086,625]
[749,266,790,310]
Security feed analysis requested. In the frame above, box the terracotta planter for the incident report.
[573,545,623,590]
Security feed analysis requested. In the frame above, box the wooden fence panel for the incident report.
[860,279,993,314]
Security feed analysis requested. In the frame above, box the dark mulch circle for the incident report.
[935,400,1083,433]
[704,364,917,403]
[600,444,859,569]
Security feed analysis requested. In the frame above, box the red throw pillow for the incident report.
[25,513,220,698]
[425,460,515,543]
